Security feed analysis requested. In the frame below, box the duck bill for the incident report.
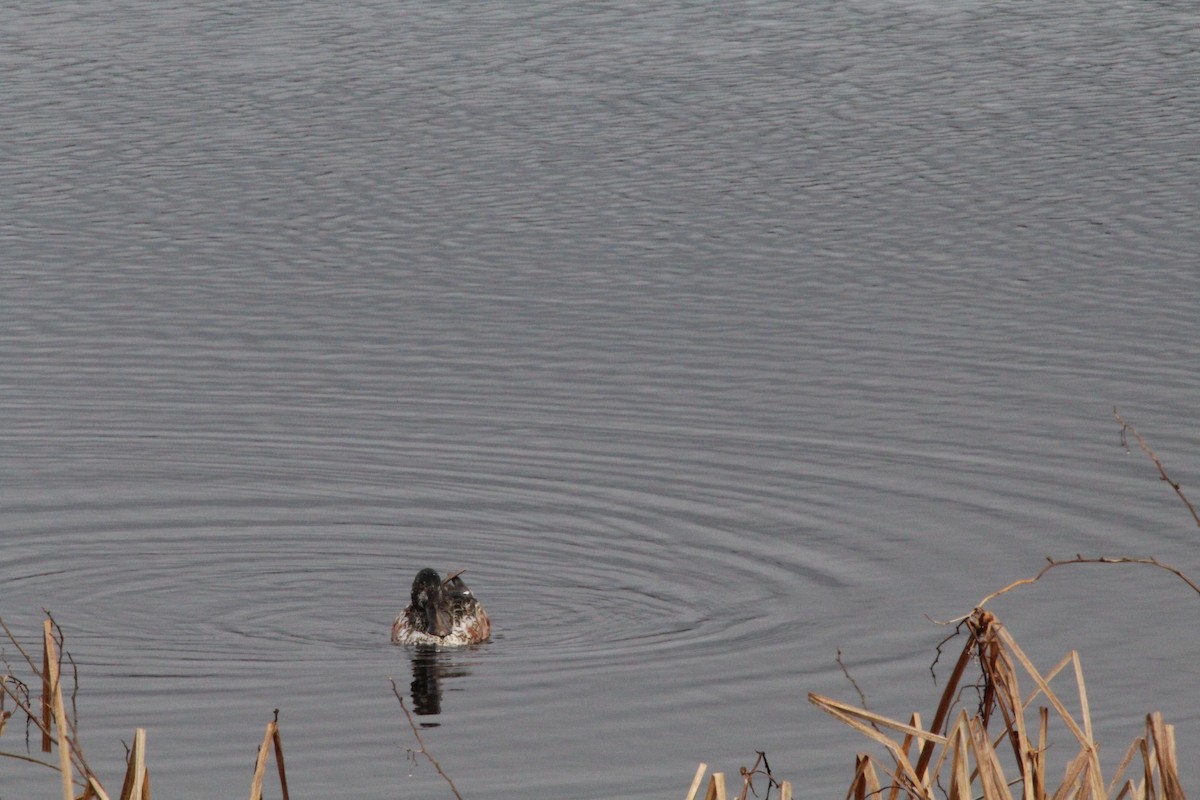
[425,603,453,637]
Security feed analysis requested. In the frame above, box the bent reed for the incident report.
[809,607,1184,800]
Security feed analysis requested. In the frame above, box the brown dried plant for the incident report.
[811,609,1185,800]
[809,409,1196,800]
[2,615,290,800]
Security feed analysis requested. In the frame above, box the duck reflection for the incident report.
[408,646,475,720]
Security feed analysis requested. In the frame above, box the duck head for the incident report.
[410,568,454,637]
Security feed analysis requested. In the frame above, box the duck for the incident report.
[391,568,492,646]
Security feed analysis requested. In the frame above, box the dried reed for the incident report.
[2,614,289,800]
[810,609,1186,800]
[1,613,111,797]
[117,727,149,800]
[686,753,793,800]
[249,709,290,800]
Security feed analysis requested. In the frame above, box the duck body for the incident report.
[391,568,491,646]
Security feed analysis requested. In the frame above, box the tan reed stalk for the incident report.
[852,754,883,800]
[702,771,726,800]
[1149,712,1185,800]
[89,773,113,800]
[689,753,791,800]
[685,762,708,800]
[248,714,290,800]
[118,728,148,800]
[272,718,290,800]
[249,719,273,800]
[811,609,1188,800]
[44,620,75,800]
[41,621,53,754]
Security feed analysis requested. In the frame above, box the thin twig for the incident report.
[389,677,464,800]
[972,555,1200,611]
[0,750,63,770]
[835,652,873,714]
[736,751,785,800]
[1114,407,1200,528]
[0,616,97,788]
[0,616,40,674]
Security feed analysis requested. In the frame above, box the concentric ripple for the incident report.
[3,432,848,676]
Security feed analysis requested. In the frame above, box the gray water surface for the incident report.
[4,1,1199,797]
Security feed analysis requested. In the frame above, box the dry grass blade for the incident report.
[42,622,53,754]
[945,715,971,800]
[44,620,74,800]
[1108,736,1144,798]
[1139,734,1155,800]
[812,694,936,799]
[884,714,924,800]
[703,772,727,800]
[1112,780,1136,800]
[811,695,946,746]
[993,627,1097,767]
[994,623,1106,800]
[973,621,1029,796]
[272,721,290,800]
[816,609,1188,800]
[3,615,110,794]
[685,763,708,800]
[969,716,1011,800]
[916,630,976,782]
[1148,713,1185,800]
[119,728,147,800]
[89,774,112,800]
[249,718,275,800]
[1035,706,1048,800]
[849,754,883,800]
[686,754,789,800]
[248,712,288,800]
[1072,653,1095,746]
[1047,750,1090,800]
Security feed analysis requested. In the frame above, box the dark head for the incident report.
[410,568,453,637]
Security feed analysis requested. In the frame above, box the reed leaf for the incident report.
[811,609,1187,800]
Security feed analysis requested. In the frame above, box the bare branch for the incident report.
[975,555,1200,610]
[736,751,787,800]
[836,648,876,723]
[1114,407,1200,528]
[389,677,464,800]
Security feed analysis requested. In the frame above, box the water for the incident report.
[3,1,1199,797]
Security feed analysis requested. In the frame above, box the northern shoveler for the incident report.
[391,568,492,646]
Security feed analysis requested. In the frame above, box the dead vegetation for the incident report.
[695,408,1194,799]
[799,408,1193,799]
[686,752,794,800]
[809,608,1185,800]
[0,614,290,800]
